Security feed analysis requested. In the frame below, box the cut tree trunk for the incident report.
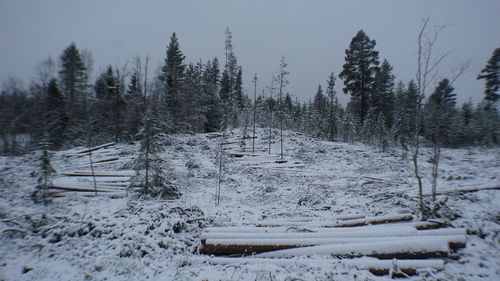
[256,239,450,259]
[93,157,119,164]
[201,235,464,256]
[255,214,413,228]
[75,142,115,154]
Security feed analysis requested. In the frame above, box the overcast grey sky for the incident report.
[1,0,499,104]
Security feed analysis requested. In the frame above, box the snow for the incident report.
[0,129,499,280]
[192,256,445,271]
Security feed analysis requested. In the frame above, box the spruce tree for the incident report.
[477,48,500,106]
[275,56,289,159]
[94,66,126,142]
[59,43,87,117]
[45,79,68,148]
[32,135,56,204]
[203,58,221,132]
[124,69,145,140]
[373,59,395,128]
[133,112,179,198]
[339,30,380,125]
[426,79,456,201]
[184,61,207,132]
[326,73,338,141]
[234,67,244,110]
[162,32,186,131]
[313,85,327,116]
[220,27,242,128]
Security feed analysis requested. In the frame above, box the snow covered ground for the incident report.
[0,129,498,280]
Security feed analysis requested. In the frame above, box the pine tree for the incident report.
[133,112,179,198]
[339,30,380,125]
[477,48,500,106]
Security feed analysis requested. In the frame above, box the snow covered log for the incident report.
[203,225,385,233]
[201,226,418,241]
[75,142,115,154]
[251,214,366,227]
[47,191,127,198]
[205,133,223,139]
[229,153,246,158]
[194,257,445,276]
[255,239,450,259]
[254,214,414,228]
[48,185,124,193]
[60,172,134,177]
[417,228,466,236]
[201,235,464,256]
[435,186,499,195]
[92,157,120,164]
[200,243,296,255]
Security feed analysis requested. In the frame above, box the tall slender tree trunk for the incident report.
[252,74,257,153]
[268,78,273,155]
[413,18,429,220]
[144,120,150,193]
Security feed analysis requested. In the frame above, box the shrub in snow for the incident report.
[32,136,55,204]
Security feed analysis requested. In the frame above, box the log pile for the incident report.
[199,214,467,277]
[48,142,132,198]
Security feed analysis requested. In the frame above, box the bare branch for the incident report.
[449,60,471,86]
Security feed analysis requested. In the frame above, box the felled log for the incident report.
[240,136,257,140]
[220,141,239,146]
[201,226,418,242]
[48,185,126,193]
[331,214,414,227]
[76,142,115,154]
[200,243,296,255]
[435,186,499,196]
[47,191,127,198]
[256,239,450,259]
[254,214,366,228]
[206,133,223,139]
[203,224,407,234]
[229,153,245,158]
[2,228,28,237]
[194,257,445,276]
[93,157,119,164]
[60,173,133,177]
[200,235,465,256]
[255,214,413,228]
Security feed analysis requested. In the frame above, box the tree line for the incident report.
[1,28,499,155]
